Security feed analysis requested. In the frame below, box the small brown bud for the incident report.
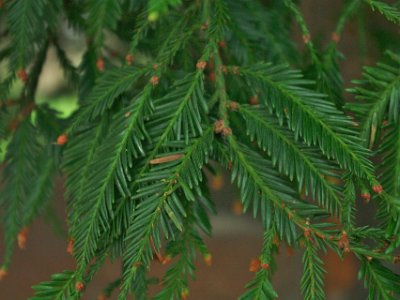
[200,22,209,30]
[361,192,371,202]
[162,255,172,265]
[125,54,134,65]
[249,96,259,105]
[273,234,280,246]
[0,267,7,280]
[181,288,189,300]
[56,134,68,146]
[222,127,232,136]
[211,174,224,191]
[231,66,240,75]
[232,200,243,215]
[67,238,74,255]
[331,32,340,43]
[214,120,225,134]
[372,184,383,194]
[209,72,215,82]
[219,40,227,48]
[196,60,207,70]
[150,76,160,86]
[203,253,212,266]
[17,69,28,83]
[302,34,311,44]
[261,263,269,270]
[97,294,107,300]
[96,58,105,72]
[338,231,350,253]
[17,227,29,249]
[75,282,85,292]
[304,228,312,241]
[249,258,261,272]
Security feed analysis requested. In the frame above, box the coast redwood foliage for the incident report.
[0,0,399,299]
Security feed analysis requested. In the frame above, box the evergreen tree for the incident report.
[0,0,399,299]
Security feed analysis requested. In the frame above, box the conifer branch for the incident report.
[300,239,326,300]
[0,121,41,269]
[70,66,147,130]
[73,87,153,276]
[1,1,399,298]
[359,257,400,299]
[119,127,213,298]
[365,0,400,23]
[5,0,47,69]
[237,103,343,214]
[86,0,122,50]
[239,228,278,300]
[237,63,375,182]
[29,270,78,300]
[347,52,400,147]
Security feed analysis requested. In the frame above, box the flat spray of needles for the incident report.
[0,0,399,299]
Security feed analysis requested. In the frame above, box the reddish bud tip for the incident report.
[17,227,29,249]
[75,282,85,292]
[57,134,68,146]
[125,54,134,65]
[227,101,239,110]
[200,22,209,30]
[67,239,74,255]
[0,267,7,280]
[302,34,311,44]
[338,231,350,253]
[331,32,340,43]
[196,60,207,70]
[96,58,105,72]
[249,258,261,272]
[97,294,107,300]
[181,288,189,300]
[204,253,212,266]
[261,263,269,270]
[232,200,243,215]
[161,255,172,265]
[219,40,227,48]
[17,69,28,83]
[150,76,160,86]
[231,66,240,75]
[211,174,224,191]
[361,192,371,202]
[209,72,215,82]
[373,184,383,194]
[249,96,259,105]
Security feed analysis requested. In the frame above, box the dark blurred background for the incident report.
[1,0,399,299]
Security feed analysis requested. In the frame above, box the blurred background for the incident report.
[0,0,399,299]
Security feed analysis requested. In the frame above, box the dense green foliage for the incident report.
[0,0,399,299]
